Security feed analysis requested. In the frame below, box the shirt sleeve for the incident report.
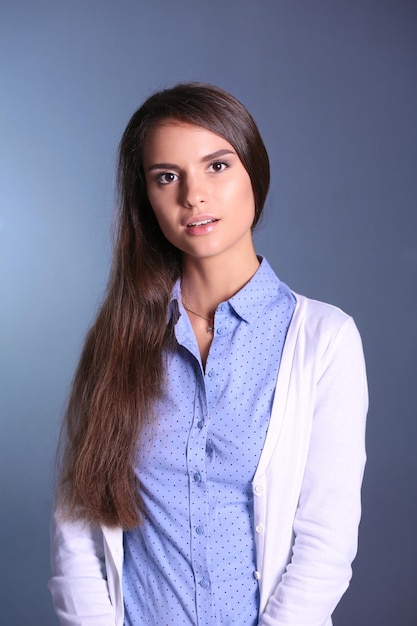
[259,316,368,626]
[48,509,117,626]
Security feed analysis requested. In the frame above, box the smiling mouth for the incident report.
[187,219,218,227]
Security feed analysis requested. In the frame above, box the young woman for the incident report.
[49,83,368,626]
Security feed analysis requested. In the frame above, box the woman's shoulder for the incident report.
[289,291,361,347]
[292,291,352,324]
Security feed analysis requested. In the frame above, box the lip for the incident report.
[187,218,217,227]
[183,214,219,227]
[184,214,220,235]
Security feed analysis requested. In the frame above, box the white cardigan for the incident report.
[49,294,368,626]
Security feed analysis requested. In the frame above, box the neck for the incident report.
[181,248,260,317]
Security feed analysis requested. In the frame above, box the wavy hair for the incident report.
[58,82,270,528]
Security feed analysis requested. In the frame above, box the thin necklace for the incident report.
[182,301,214,333]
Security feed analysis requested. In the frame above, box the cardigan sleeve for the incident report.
[48,509,117,626]
[259,315,368,626]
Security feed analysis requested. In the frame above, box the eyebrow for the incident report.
[146,149,236,172]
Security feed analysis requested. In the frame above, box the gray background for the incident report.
[1,1,416,624]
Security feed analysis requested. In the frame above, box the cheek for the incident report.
[151,206,171,234]
[145,184,158,214]
[147,198,180,245]
[237,178,256,223]
[146,188,169,227]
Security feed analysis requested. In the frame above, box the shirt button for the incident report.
[216,327,227,335]
[207,369,215,378]
[199,578,209,589]
[219,303,227,312]
[253,570,261,580]
[193,472,202,483]
[255,524,265,533]
[254,484,264,494]
[197,420,204,429]
[196,525,204,535]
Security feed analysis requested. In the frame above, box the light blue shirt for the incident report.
[123,258,296,625]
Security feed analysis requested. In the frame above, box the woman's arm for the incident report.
[260,316,368,625]
[48,509,118,626]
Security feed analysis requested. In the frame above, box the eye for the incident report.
[156,172,179,185]
[209,161,229,173]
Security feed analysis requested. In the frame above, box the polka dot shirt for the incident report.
[123,258,296,625]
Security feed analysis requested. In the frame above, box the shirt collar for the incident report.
[167,257,282,325]
[227,257,282,324]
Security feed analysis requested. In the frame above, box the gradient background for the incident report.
[1,1,416,624]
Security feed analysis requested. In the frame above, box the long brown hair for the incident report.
[58,82,270,529]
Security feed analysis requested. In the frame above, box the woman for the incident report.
[49,83,368,626]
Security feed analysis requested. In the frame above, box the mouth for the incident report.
[187,218,219,227]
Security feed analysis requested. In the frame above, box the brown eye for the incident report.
[209,161,228,173]
[157,172,178,185]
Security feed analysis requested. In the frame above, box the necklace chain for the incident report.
[182,301,214,333]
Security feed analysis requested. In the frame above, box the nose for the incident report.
[181,173,207,208]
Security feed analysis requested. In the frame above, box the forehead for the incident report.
[143,121,234,161]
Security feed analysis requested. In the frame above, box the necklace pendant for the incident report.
[207,325,214,333]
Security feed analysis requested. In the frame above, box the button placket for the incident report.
[214,306,231,339]
[192,306,237,622]
[186,367,211,623]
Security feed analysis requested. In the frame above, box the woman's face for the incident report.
[142,121,255,264]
